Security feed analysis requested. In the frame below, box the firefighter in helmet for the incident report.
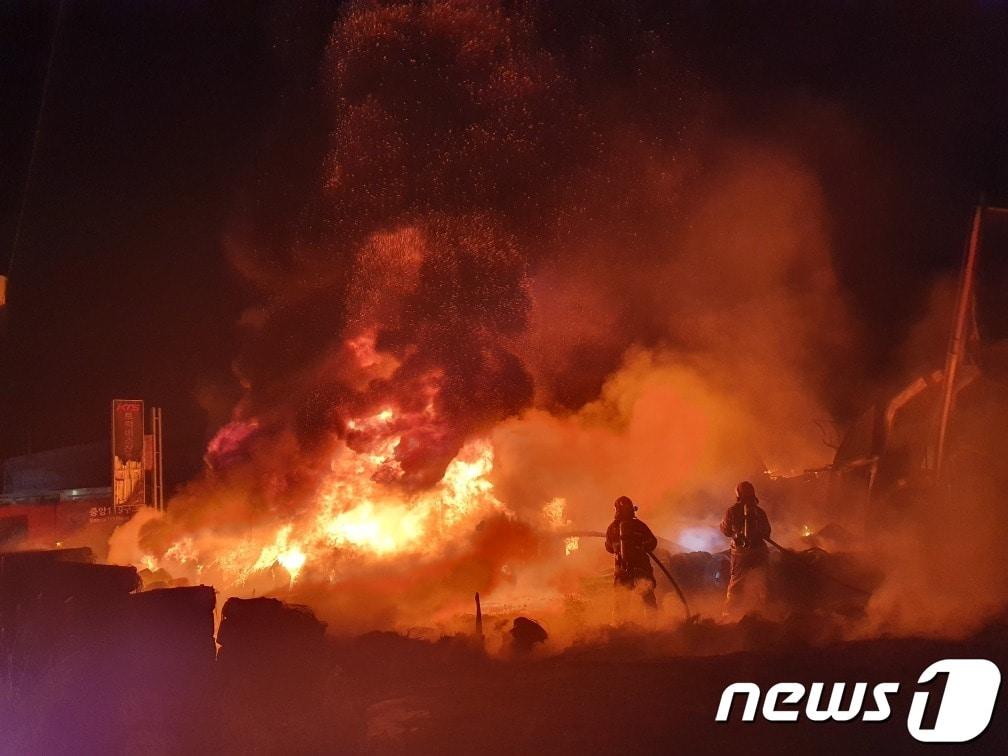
[719,481,772,617]
[605,496,659,609]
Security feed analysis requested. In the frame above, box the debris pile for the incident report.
[214,596,339,751]
[510,616,548,653]
[0,548,217,752]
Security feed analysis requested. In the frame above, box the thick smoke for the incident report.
[221,0,577,486]
[112,0,1006,637]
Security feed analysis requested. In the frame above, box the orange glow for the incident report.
[542,497,579,556]
[141,408,507,590]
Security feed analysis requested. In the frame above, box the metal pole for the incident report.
[146,406,154,508]
[155,407,160,510]
[154,407,164,510]
[151,407,157,510]
[935,205,983,480]
[110,401,118,507]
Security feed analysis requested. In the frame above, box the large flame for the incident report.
[142,413,508,591]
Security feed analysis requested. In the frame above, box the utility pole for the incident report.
[935,204,1008,481]
[6,0,67,293]
[935,205,983,480]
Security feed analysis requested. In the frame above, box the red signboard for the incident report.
[112,399,145,513]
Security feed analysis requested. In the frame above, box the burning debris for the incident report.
[76,0,1002,651]
[5,0,1008,752]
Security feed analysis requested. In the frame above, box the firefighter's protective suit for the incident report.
[719,482,771,617]
[605,496,659,609]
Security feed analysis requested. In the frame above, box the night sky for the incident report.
[2,1,1007,487]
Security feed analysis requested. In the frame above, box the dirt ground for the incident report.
[5,614,1006,755]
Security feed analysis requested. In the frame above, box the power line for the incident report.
[6,0,68,285]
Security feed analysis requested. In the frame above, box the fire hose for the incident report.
[569,529,868,608]
[647,550,694,622]
[764,536,872,596]
[617,520,693,622]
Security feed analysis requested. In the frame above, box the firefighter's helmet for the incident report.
[735,480,758,502]
[614,496,637,516]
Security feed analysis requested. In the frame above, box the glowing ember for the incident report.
[543,497,579,557]
[542,498,568,526]
[564,537,580,556]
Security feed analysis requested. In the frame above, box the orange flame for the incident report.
[143,409,507,590]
